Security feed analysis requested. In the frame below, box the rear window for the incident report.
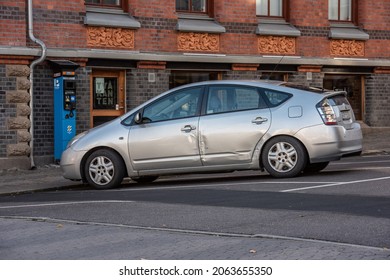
[328,94,350,106]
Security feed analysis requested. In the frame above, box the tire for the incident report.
[130,176,159,184]
[84,149,125,189]
[262,136,307,178]
[304,162,329,174]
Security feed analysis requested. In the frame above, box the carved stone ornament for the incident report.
[177,32,220,52]
[87,27,135,49]
[330,40,365,57]
[258,36,296,55]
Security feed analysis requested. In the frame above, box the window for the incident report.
[329,0,354,21]
[176,0,207,13]
[142,87,203,122]
[262,89,291,107]
[256,0,284,17]
[85,0,121,7]
[206,86,267,115]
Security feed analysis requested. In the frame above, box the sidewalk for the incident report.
[1,126,390,195]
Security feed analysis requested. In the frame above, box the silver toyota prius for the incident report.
[61,80,362,189]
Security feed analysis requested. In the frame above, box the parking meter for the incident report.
[51,60,79,162]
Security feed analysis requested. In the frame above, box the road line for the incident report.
[280,176,390,192]
[0,200,134,209]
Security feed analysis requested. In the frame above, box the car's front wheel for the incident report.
[262,136,307,178]
[84,149,125,189]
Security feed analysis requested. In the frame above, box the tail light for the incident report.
[316,99,337,125]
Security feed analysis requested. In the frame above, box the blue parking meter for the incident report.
[51,61,79,162]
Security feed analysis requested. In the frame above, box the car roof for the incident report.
[177,79,284,88]
[176,80,343,96]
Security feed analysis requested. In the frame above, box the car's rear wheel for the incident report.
[130,176,159,184]
[262,136,307,178]
[84,149,125,189]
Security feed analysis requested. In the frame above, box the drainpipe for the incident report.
[27,0,47,169]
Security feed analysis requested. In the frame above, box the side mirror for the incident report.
[134,112,142,124]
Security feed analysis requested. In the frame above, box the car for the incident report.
[60,80,362,189]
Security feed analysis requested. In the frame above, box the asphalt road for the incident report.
[1,155,390,260]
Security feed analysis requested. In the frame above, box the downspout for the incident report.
[27,0,47,169]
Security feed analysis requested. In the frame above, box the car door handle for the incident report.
[181,125,196,133]
[252,117,268,125]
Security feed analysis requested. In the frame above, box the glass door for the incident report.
[90,70,125,127]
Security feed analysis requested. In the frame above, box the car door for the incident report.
[128,86,204,171]
[199,85,271,166]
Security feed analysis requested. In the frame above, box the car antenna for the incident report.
[265,55,285,80]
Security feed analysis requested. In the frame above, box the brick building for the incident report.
[1,0,390,169]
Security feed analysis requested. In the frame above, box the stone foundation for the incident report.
[0,64,31,170]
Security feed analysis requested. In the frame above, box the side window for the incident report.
[206,86,267,115]
[176,0,208,13]
[262,89,292,107]
[85,0,122,8]
[142,87,203,122]
[329,0,354,22]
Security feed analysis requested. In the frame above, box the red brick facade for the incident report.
[1,0,390,57]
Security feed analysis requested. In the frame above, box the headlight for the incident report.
[66,131,88,149]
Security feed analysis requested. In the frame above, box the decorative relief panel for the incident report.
[87,27,134,49]
[258,36,296,55]
[177,32,219,52]
[330,40,365,57]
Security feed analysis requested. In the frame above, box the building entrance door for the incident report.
[323,74,364,120]
[90,70,125,127]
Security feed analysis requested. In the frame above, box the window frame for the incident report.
[328,0,357,23]
[176,0,213,15]
[256,0,289,20]
[85,0,127,11]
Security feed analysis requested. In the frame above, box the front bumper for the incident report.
[60,147,88,181]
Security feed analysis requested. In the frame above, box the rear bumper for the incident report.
[295,123,363,163]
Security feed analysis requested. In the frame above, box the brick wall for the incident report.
[365,75,390,127]
[290,0,328,27]
[75,66,91,134]
[0,1,26,47]
[288,72,324,88]
[31,65,54,162]
[359,0,390,30]
[127,69,170,110]
[215,0,257,23]
[129,0,176,18]
[3,0,390,57]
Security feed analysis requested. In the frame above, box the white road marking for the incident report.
[0,200,134,209]
[280,176,390,193]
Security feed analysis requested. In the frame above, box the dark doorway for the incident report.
[323,74,363,120]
